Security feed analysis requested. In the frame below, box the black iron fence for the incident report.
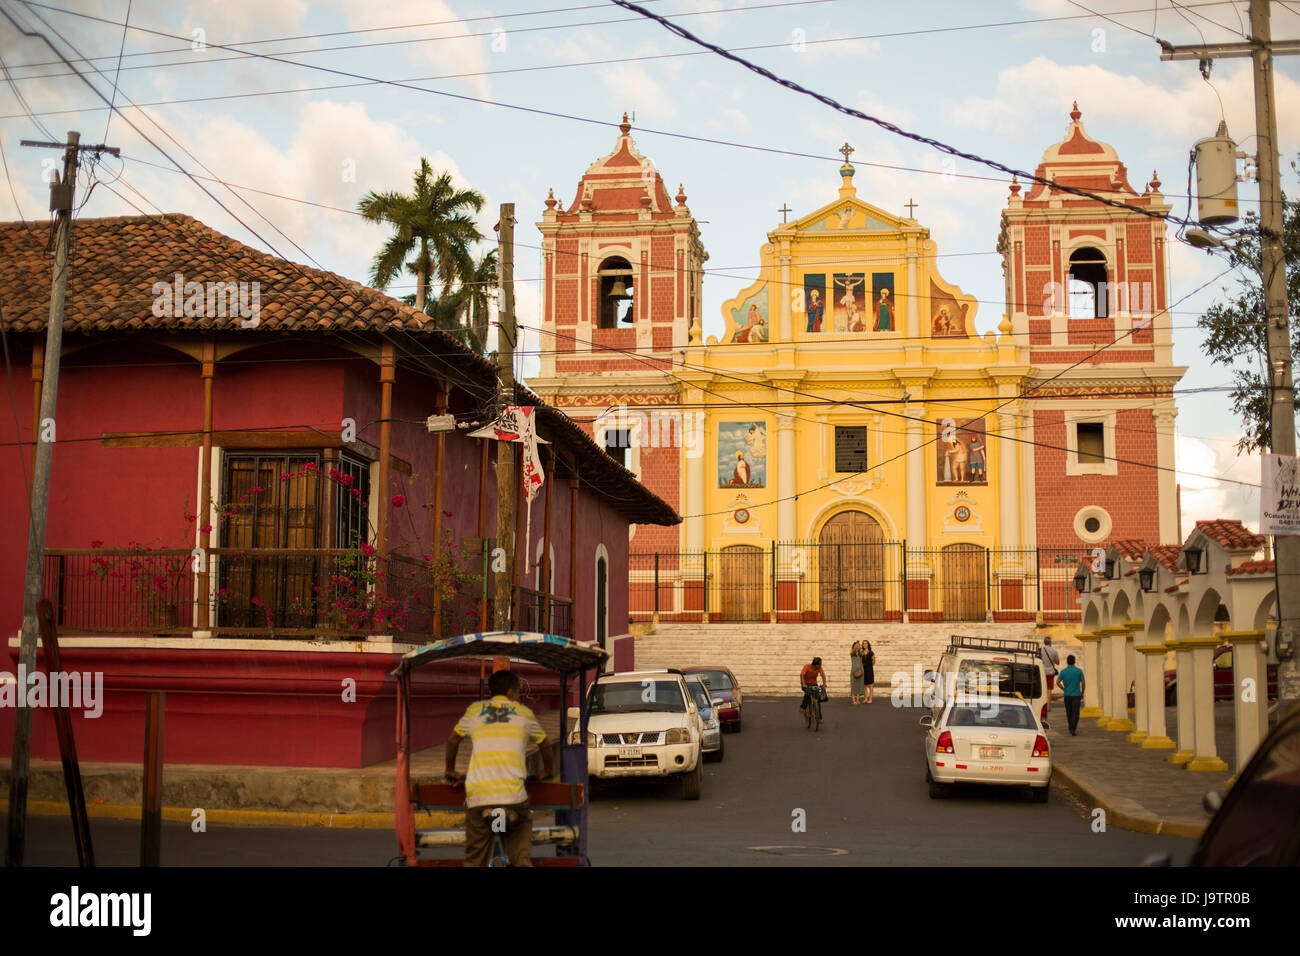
[630,542,1094,624]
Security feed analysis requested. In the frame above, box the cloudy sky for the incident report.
[2,0,1297,537]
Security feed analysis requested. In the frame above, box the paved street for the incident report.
[9,698,1192,866]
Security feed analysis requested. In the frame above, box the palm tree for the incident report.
[457,248,498,353]
[357,158,484,314]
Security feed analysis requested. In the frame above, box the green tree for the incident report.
[396,249,498,354]
[357,158,484,315]
[1196,168,1299,455]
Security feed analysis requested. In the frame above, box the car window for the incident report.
[685,680,711,711]
[693,670,734,691]
[590,679,686,714]
[1197,719,1300,865]
[947,704,1036,729]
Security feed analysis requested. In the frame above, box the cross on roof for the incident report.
[905,197,918,218]
[779,203,792,223]
[839,142,854,164]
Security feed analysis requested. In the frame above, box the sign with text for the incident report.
[1261,453,1300,534]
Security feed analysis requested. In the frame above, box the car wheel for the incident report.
[1165,684,1176,707]
[705,744,723,763]
[925,764,933,783]
[928,780,950,799]
[731,720,741,735]
[681,759,702,800]
[1030,783,1050,804]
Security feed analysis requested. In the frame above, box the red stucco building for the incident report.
[0,213,677,767]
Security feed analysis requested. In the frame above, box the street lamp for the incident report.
[1183,546,1204,575]
[1138,566,1156,592]
[1073,569,1089,593]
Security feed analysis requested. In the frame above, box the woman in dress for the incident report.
[849,641,865,705]
[861,640,876,703]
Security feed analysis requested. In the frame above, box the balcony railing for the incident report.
[41,549,570,641]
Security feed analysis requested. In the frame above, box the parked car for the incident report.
[685,676,724,763]
[1146,704,1300,866]
[573,669,704,800]
[1162,644,1279,706]
[682,665,742,733]
[920,692,1052,803]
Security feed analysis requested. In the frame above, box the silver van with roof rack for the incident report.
[924,635,1049,727]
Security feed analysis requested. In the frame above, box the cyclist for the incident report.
[799,657,827,718]
[445,669,554,866]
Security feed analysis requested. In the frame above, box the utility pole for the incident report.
[6,131,116,866]
[1161,1,1300,708]
[494,203,517,631]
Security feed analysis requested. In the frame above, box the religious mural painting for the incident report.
[833,273,866,332]
[930,279,970,337]
[718,421,767,488]
[730,284,769,343]
[870,272,895,331]
[936,416,988,486]
[804,274,826,333]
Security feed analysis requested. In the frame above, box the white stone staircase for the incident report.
[633,622,1039,697]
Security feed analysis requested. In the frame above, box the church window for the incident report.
[834,425,868,473]
[597,256,635,329]
[1076,422,1105,464]
[1067,247,1108,319]
[604,427,631,467]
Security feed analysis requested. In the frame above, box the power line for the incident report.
[610,0,1242,236]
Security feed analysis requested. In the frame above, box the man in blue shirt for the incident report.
[1057,655,1086,736]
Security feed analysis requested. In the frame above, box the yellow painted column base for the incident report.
[1141,735,1176,749]
[1095,716,1112,727]
[1168,749,1194,764]
[1186,755,1229,772]
[1105,718,1135,732]
[1127,730,1149,743]
[1080,707,1103,717]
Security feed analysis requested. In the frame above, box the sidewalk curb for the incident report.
[0,798,460,830]
[1051,760,1206,839]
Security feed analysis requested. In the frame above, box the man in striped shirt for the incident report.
[445,669,553,866]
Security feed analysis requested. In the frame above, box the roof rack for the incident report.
[945,635,1040,656]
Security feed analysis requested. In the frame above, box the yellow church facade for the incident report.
[532,112,1180,624]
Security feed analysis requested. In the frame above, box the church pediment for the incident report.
[786,197,906,235]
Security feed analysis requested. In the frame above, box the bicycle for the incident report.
[801,684,824,731]
[447,772,538,867]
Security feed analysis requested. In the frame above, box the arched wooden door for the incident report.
[719,545,764,621]
[941,543,987,621]
[818,511,885,620]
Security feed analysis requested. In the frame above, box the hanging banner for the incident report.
[1261,453,1300,534]
[469,405,549,575]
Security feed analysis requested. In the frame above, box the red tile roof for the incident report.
[1109,538,1146,562]
[1227,559,1275,577]
[0,214,436,334]
[1194,519,1264,552]
[1147,545,1182,574]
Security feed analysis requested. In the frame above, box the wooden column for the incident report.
[477,437,489,631]
[541,448,553,631]
[197,337,215,630]
[29,341,43,484]
[375,341,396,601]
[569,473,579,621]
[431,387,448,637]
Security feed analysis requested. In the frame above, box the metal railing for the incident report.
[41,548,563,641]
[629,542,1094,624]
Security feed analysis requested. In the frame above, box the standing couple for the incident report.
[850,640,875,705]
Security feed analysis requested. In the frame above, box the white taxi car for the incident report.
[573,669,704,800]
[920,693,1052,803]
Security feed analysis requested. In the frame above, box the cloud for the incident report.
[1177,433,1261,537]
[603,65,677,124]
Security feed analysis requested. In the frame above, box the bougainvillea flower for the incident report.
[391,495,406,508]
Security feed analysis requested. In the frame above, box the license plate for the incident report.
[619,747,642,758]
[979,746,1004,760]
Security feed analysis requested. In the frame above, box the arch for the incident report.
[1112,590,1131,627]
[1253,592,1277,632]
[1082,599,1102,632]
[1146,602,1171,644]
[817,510,885,620]
[596,255,635,329]
[1067,246,1109,319]
[1192,588,1224,636]
[1176,604,1192,639]
[803,497,899,542]
[1101,598,1110,627]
